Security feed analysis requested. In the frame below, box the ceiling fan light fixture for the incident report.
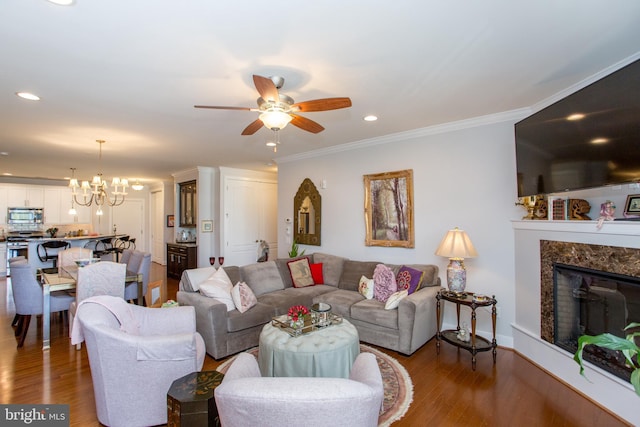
[259,111,292,131]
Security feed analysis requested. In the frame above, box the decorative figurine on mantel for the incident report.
[596,200,615,229]
[568,199,591,220]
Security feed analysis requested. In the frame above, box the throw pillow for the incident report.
[358,275,375,299]
[396,265,425,294]
[198,268,235,311]
[287,257,315,288]
[385,289,409,310]
[310,263,324,284]
[231,281,257,313]
[373,264,397,303]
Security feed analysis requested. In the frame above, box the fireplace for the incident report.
[553,262,640,382]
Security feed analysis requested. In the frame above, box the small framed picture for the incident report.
[201,220,213,233]
[167,215,175,228]
[624,194,640,216]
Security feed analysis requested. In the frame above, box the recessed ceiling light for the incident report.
[47,0,74,5]
[567,113,585,121]
[3,173,13,176]
[363,115,378,122]
[0,152,8,156]
[591,137,609,144]
[16,92,40,101]
[266,141,277,147]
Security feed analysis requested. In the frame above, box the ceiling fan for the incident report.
[195,75,352,135]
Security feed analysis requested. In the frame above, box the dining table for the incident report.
[39,264,143,351]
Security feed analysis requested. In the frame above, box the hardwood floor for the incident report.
[1,262,630,426]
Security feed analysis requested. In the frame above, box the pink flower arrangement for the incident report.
[288,305,309,321]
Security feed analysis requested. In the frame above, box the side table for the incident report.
[167,370,224,427]
[436,289,497,370]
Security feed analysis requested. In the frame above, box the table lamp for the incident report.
[435,227,478,295]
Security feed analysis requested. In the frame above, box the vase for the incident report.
[290,318,304,329]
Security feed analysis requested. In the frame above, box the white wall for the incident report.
[277,114,523,346]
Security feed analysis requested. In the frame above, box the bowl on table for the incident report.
[74,258,101,267]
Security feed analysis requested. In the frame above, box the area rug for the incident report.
[216,343,413,426]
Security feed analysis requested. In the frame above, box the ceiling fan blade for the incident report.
[291,97,352,112]
[241,119,264,135]
[253,75,279,103]
[290,115,325,134]
[194,105,254,111]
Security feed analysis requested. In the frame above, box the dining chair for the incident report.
[84,238,114,260]
[124,251,151,304]
[11,260,74,347]
[119,249,134,266]
[69,261,126,349]
[37,240,71,268]
[57,247,93,269]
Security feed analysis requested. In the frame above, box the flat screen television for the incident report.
[515,58,640,197]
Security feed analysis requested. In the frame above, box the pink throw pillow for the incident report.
[373,264,397,303]
[231,281,257,313]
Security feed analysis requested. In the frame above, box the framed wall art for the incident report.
[624,194,640,217]
[201,220,213,233]
[167,215,175,227]
[364,169,414,248]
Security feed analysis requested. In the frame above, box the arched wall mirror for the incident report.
[294,178,321,246]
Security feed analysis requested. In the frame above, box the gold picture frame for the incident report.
[364,169,414,248]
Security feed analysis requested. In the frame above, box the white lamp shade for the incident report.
[435,227,478,259]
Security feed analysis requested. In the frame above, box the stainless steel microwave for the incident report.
[7,207,44,224]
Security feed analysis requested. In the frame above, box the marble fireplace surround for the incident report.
[513,220,640,425]
[539,240,640,344]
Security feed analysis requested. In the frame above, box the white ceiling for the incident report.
[2,1,640,186]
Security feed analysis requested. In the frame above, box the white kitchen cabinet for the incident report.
[62,187,91,224]
[0,187,8,224]
[44,188,62,224]
[0,242,6,276]
[7,186,44,208]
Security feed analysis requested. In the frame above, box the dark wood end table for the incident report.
[167,370,224,427]
[436,289,497,370]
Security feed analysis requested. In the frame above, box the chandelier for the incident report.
[69,140,128,215]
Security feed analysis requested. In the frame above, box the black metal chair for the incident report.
[37,240,71,268]
[85,237,115,259]
[112,236,135,261]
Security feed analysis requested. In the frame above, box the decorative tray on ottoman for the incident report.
[271,313,343,337]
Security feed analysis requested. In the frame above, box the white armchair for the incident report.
[215,352,384,427]
[75,295,206,427]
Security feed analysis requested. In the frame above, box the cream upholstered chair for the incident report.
[57,247,93,270]
[11,260,74,347]
[215,352,384,427]
[74,295,205,427]
[69,261,126,348]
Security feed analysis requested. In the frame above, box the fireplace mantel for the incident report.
[513,219,639,424]
[512,219,640,236]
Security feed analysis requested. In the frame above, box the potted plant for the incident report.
[46,227,58,238]
[288,239,305,258]
[574,322,640,396]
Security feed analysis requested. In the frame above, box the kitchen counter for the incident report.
[37,233,127,242]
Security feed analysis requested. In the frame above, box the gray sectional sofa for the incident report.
[176,252,441,360]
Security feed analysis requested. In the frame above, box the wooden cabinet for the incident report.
[167,243,197,279]
[179,180,197,228]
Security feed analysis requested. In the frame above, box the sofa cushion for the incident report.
[226,302,276,333]
[311,253,348,287]
[351,299,398,330]
[181,266,216,292]
[275,256,313,288]
[384,289,408,310]
[223,266,242,287]
[198,268,235,311]
[231,282,257,314]
[398,264,439,287]
[373,264,397,303]
[395,265,424,294]
[287,258,315,288]
[310,263,324,284]
[358,275,374,300]
[313,289,364,318]
[240,261,284,297]
[339,261,379,292]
